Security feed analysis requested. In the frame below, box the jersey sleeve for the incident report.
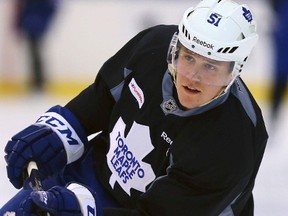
[65,76,115,135]
[64,27,154,135]
[65,25,177,136]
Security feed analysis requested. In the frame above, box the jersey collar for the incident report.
[161,69,231,116]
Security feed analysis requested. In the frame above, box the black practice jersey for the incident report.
[66,25,268,216]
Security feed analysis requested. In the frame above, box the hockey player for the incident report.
[1,0,268,215]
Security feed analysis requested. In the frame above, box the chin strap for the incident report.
[168,64,177,84]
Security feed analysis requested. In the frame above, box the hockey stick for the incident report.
[27,161,44,191]
[3,162,51,216]
[27,161,51,216]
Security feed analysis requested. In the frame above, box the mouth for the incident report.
[183,85,201,94]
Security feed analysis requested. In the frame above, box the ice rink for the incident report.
[0,0,287,214]
[0,93,287,215]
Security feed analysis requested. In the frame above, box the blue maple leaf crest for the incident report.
[242,7,253,23]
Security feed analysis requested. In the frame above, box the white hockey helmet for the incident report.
[168,0,258,85]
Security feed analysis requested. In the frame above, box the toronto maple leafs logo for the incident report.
[107,117,156,195]
[242,6,253,23]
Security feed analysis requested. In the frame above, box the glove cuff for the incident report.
[35,105,87,164]
[67,183,97,216]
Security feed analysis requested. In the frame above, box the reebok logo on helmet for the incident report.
[192,36,214,50]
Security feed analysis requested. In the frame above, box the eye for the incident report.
[204,63,216,71]
[184,54,194,62]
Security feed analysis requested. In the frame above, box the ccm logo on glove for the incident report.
[36,112,81,145]
[36,112,85,164]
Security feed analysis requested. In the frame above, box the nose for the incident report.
[184,64,201,82]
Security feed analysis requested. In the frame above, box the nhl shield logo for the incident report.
[162,99,177,114]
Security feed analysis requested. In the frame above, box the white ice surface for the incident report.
[0,94,287,215]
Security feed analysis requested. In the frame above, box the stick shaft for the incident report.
[27,161,44,191]
[27,161,51,216]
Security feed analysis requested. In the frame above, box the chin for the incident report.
[180,101,198,110]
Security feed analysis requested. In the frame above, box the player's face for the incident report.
[174,48,232,109]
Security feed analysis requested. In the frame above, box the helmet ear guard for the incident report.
[167,32,179,82]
